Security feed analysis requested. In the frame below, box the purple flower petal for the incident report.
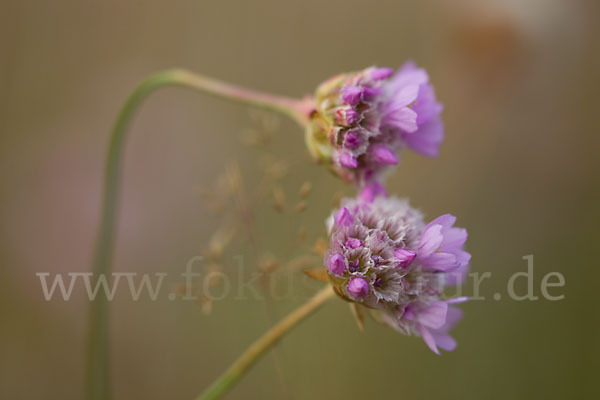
[413,83,443,125]
[427,214,456,230]
[418,224,443,258]
[431,331,457,352]
[362,87,382,102]
[417,325,441,355]
[345,238,363,249]
[455,249,472,267]
[388,61,429,92]
[369,67,394,81]
[418,306,463,354]
[422,252,458,271]
[343,129,364,150]
[402,117,444,157]
[339,152,358,168]
[372,145,398,165]
[334,207,353,227]
[447,297,470,305]
[444,263,470,286]
[442,227,468,252]
[358,181,388,203]
[393,84,420,108]
[415,301,448,329]
[394,249,417,268]
[341,86,362,106]
[383,103,418,133]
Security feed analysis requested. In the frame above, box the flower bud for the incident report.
[394,249,417,268]
[347,277,369,299]
[328,253,347,276]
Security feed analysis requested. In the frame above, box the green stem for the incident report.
[196,285,335,400]
[85,69,312,400]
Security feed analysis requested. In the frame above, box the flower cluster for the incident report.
[324,184,470,354]
[305,62,443,186]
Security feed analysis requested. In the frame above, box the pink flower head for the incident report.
[307,62,444,186]
[324,193,470,354]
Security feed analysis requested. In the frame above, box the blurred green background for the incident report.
[1,0,598,399]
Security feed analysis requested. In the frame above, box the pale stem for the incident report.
[195,285,335,400]
[85,69,312,400]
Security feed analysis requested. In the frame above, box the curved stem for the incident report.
[196,285,335,400]
[85,69,311,400]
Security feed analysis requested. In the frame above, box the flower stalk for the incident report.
[196,285,335,400]
[85,69,311,400]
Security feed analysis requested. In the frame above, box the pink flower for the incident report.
[324,191,470,354]
[307,62,444,186]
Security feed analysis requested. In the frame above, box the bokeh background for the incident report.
[1,0,599,399]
